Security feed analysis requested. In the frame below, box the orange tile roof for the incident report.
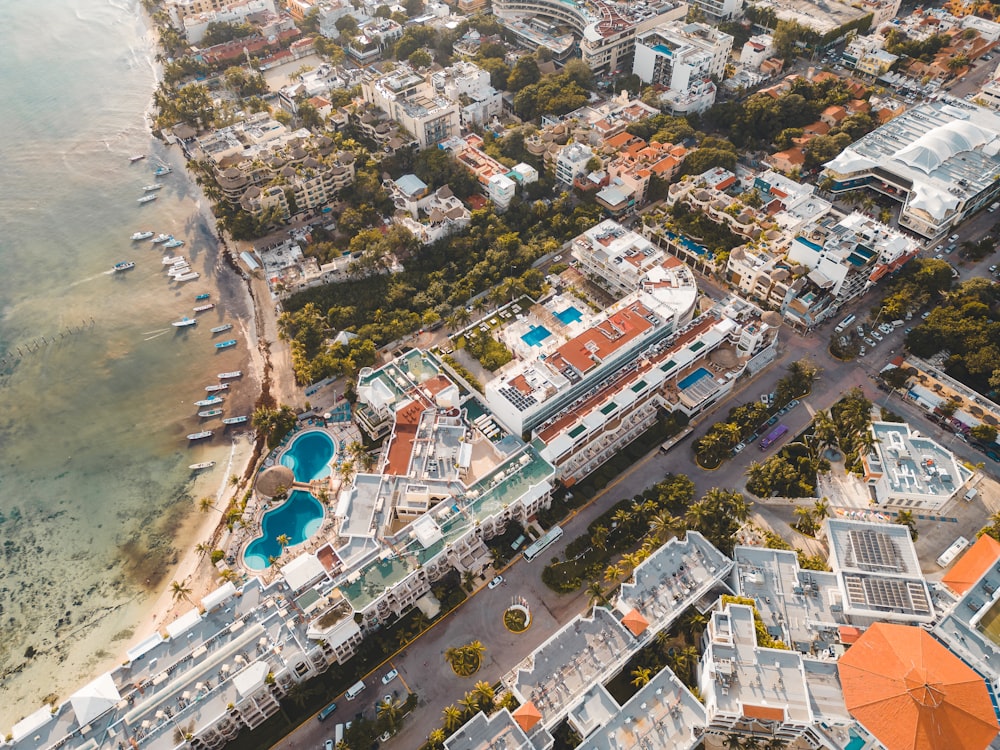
[838,623,999,750]
[512,701,543,732]
[549,303,653,375]
[605,132,635,149]
[839,625,862,644]
[622,608,649,636]
[385,398,425,476]
[942,535,1000,595]
[743,704,785,722]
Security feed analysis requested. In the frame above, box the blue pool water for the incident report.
[280,430,336,481]
[243,490,324,570]
[521,325,552,347]
[845,732,865,750]
[678,367,712,390]
[554,306,583,325]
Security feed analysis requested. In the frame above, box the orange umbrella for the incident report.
[838,623,999,750]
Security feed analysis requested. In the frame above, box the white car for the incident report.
[382,669,399,685]
[871,331,883,341]
[488,575,504,589]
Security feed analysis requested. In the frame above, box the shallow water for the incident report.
[0,0,254,724]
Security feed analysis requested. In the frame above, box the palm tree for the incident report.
[199,496,218,513]
[219,569,240,583]
[612,507,633,528]
[763,739,788,750]
[631,665,653,687]
[586,581,607,608]
[462,570,476,592]
[724,734,744,750]
[793,506,816,535]
[171,579,194,606]
[195,542,212,558]
[895,510,917,540]
[743,738,761,750]
[458,692,479,715]
[472,680,494,709]
[276,534,291,552]
[650,511,678,542]
[442,704,463,731]
[427,728,447,749]
[812,497,830,521]
[604,563,624,583]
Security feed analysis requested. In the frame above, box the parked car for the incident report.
[859,346,867,356]
[733,442,747,454]
[950,234,960,242]
[871,331,883,341]
[921,311,931,319]
[488,575,504,589]
[864,337,876,347]
[382,669,399,685]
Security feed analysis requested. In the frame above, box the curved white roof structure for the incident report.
[896,120,992,174]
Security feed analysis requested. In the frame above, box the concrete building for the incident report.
[689,0,742,21]
[492,0,686,76]
[824,518,935,625]
[361,65,461,149]
[740,33,774,70]
[430,61,502,127]
[554,142,595,187]
[823,100,1000,239]
[633,22,733,114]
[173,0,278,43]
[393,185,471,244]
[345,18,403,63]
[785,211,918,309]
[861,421,974,510]
[438,134,537,210]
[748,0,897,36]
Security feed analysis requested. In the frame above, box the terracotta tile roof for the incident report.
[942,535,1000,595]
[512,701,543,732]
[385,398,426,476]
[605,132,635,149]
[838,623,999,750]
[743,704,785,722]
[839,625,862,644]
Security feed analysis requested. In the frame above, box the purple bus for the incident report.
[760,424,788,450]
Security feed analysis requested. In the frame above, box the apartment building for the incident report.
[234,149,356,220]
[633,22,733,114]
[596,136,687,214]
[554,142,595,187]
[430,61,502,127]
[492,0,686,76]
[689,0,742,21]
[786,211,918,306]
[739,33,774,70]
[438,134,538,210]
[345,19,403,64]
[361,65,461,149]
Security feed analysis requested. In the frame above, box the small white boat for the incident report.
[189,461,215,470]
[130,154,145,163]
[142,183,163,192]
[172,317,197,327]
[174,272,199,282]
[187,430,213,440]
[194,396,224,406]
[210,324,233,334]
[222,415,248,425]
[193,303,215,313]
[137,194,157,204]
[154,165,172,176]
[163,238,184,249]
[151,233,171,244]
[113,261,135,272]
[198,408,223,417]
[205,383,229,392]
[162,255,183,265]
[218,370,242,379]
[131,231,153,241]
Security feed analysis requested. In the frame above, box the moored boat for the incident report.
[193,303,215,313]
[151,233,171,244]
[198,408,223,417]
[130,154,145,162]
[168,266,191,276]
[218,370,242,379]
[131,231,153,241]
[194,396,224,406]
[215,339,237,349]
[163,238,184,248]
[142,183,163,192]
[137,194,157,204]
[172,317,197,327]
[205,383,229,392]
[222,415,248,425]
[113,261,135,272]
[186,430,213,440]
[210,323,233,334]
[189,461,215,470]
[162,255,183,265]
[174,272,199,282]
[154,165,172,176]
[195,293,211,301]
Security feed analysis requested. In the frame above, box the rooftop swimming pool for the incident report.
[678,367,712,390]
[280,430,336,482]
[521,325,552,348]
[553,305,583,325]
[243,490,324,570]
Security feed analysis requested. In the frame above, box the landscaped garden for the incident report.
[445,640,487,677]
[503,606,530,633]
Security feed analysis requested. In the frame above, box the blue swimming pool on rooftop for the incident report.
[554,306,583,325]
[521,325,552,347]
[678,367,712,390]
[280,430,336,481]
[243,490,324,570]
[845,731,866,750]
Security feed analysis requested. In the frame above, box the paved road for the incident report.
[277,241,1000,750]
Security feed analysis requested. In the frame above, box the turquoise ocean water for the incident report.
[0,0,254,724]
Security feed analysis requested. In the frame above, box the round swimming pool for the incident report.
[280,430,336,482]
[243,490,324,570]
